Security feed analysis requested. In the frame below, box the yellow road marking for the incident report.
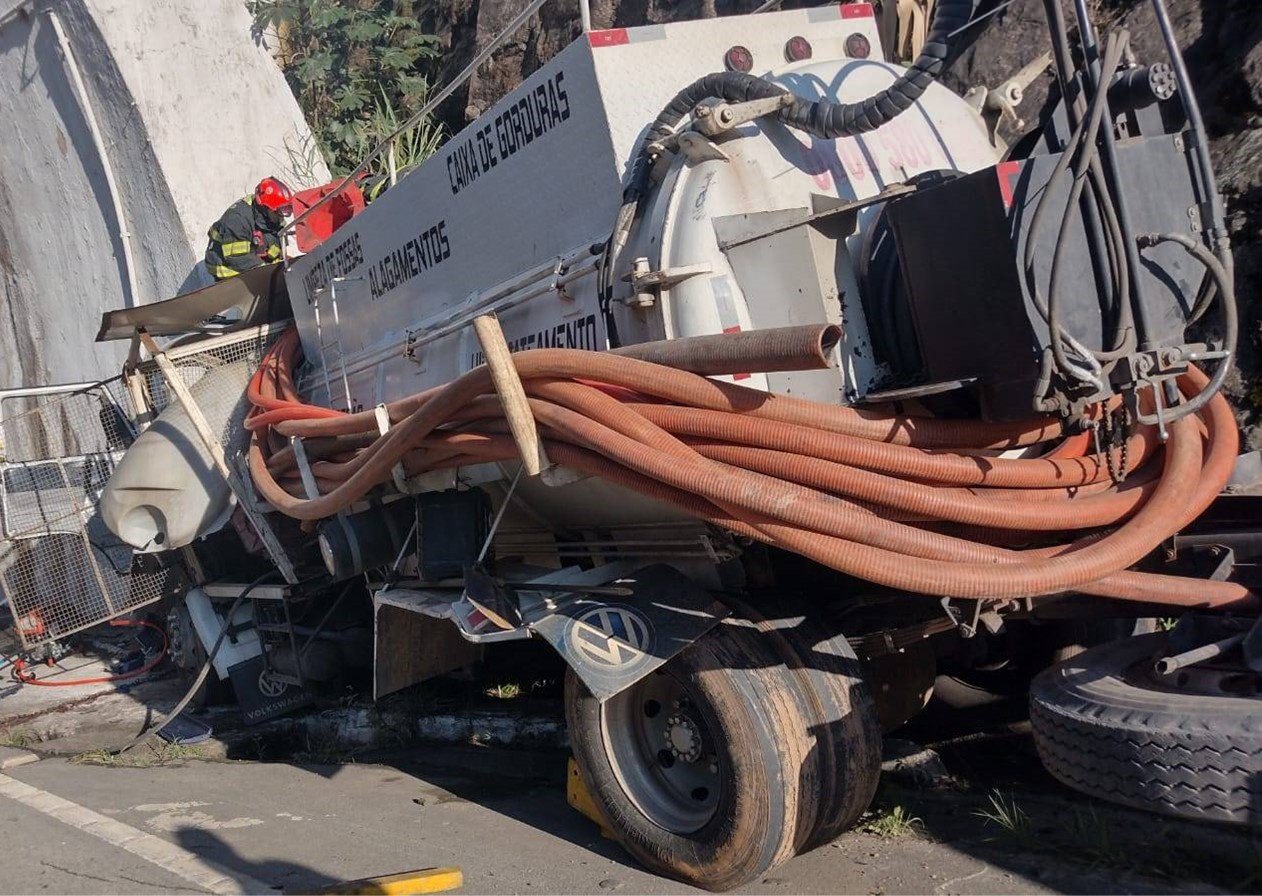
[309,867,463,895]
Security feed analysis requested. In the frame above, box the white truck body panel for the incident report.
[283,7,999,529]
[285,7,884,410]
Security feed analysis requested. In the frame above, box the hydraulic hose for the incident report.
[1025,29,1134,396]
[1045,32,1130,380]
[13,619,167,687]
[112,571,279,755]
[256,330,1062,449]
[639,0,973,153]
[244,330,1251,610]
[1136,231,1237,421]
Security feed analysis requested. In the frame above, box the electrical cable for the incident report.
[1045,32,1130,379]
[1135,231,1236,422]
[1022,29,1134,402]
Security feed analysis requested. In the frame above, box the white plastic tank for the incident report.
[100,360,253,550]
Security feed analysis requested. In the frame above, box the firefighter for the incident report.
[204,177,294,281]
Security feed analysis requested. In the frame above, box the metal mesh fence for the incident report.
[138,327,275,440]
[0,326,289,650]
[0,380,167,648]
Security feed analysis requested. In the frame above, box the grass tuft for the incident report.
[975,790,1033,846]
[72,741,204,768]
[0,728,34,749]
[862,804,923,839]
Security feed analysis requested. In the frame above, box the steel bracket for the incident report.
[690,94,794,138]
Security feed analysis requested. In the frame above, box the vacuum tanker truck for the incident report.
[2,0,1258,888]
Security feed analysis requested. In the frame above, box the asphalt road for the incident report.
[0,746,1204,896]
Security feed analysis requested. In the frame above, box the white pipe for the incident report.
[580,0,592,32]
[45,9,141,309]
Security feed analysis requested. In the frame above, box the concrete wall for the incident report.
[0,0,328,389]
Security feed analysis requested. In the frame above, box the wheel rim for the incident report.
[599,669,722,834]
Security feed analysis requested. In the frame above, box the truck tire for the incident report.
[722,596,881,850]
[1030,632,1262,825]
[565,618,816,891]
[935,618,1158,710]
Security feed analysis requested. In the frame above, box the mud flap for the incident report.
[228,655,314,725]
[525,564,728,702]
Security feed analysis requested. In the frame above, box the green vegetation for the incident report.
[0,728,34,748]
[484,683,522,700]
[248,0,444,175]
[861,804,922,839]
[975,789,1033,846]
[72,741,204,767]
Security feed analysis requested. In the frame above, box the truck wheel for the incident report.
[722,596,882,850]
[565,619,815,891]
[1030,632,1262,825]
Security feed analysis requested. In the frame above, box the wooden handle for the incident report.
[472,314,551,477]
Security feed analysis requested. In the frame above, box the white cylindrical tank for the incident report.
[100,361,253,550]
[516,61,1002,529]
[618,59,1001,404]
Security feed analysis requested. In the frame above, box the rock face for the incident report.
[0,0,327,389]
[419,0,766,124]
[421,0,1262,444]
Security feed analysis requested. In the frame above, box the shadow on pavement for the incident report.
[172,827,328,893]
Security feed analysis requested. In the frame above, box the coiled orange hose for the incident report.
[244,328,1251,609]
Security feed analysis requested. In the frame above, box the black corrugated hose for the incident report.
[624,0,976,203]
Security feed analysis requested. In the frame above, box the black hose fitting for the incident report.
[780,0,974,136]
[1108,63,1177,112]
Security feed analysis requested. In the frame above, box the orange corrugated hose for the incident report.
[244,328,1252,610]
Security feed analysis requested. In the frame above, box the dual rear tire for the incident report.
[565,609,881,891]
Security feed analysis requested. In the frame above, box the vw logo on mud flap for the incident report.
[257,669,288,699]
[567,605,654,671]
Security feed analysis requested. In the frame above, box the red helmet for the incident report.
[253,177,293,215]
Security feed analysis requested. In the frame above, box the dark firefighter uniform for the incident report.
[204,177,293,281]
[204,196,283,280]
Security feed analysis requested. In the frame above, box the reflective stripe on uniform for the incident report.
[208,264,239,279]
[263,244,281,260]
[220,240,252,257]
